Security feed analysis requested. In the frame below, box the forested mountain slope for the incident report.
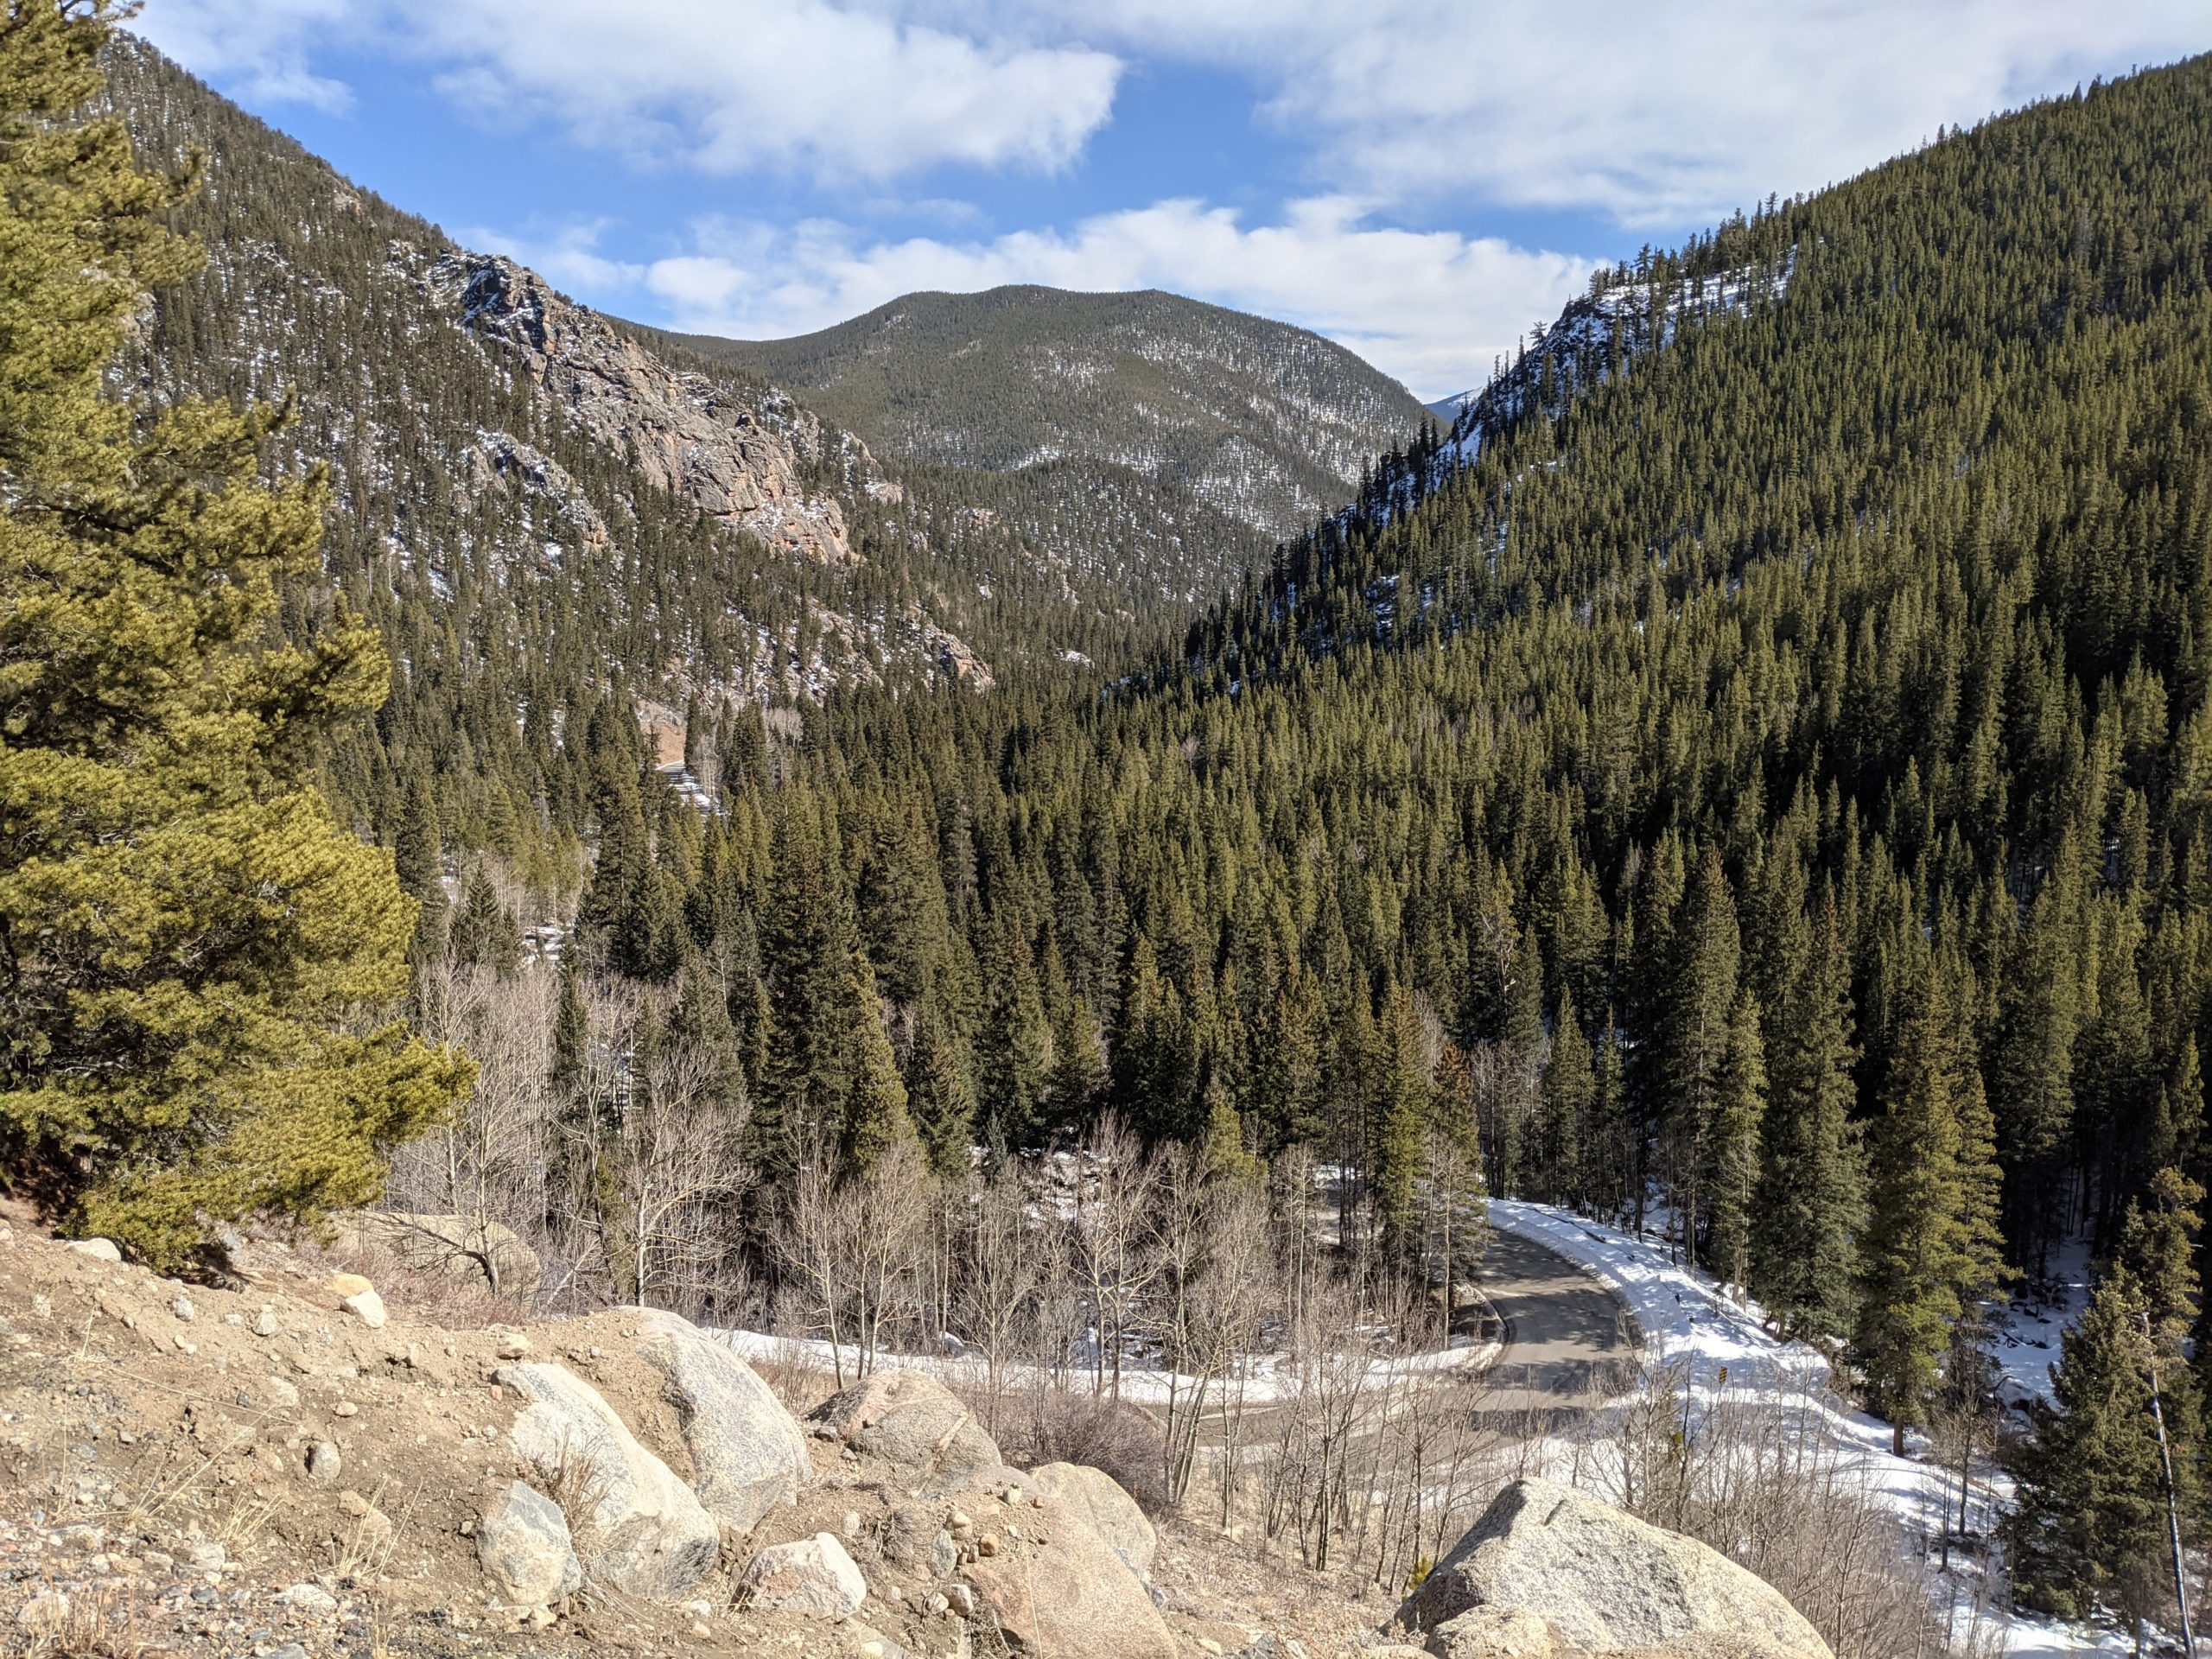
[592,58,2212,1567]
[99,38,1293,869]
[38,6,2212,1628]
[648,284,1428,557]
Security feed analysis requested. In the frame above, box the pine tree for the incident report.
[976,914,1052,1154]
[839,950,911,1173]
[392,767,445,961]
[1662,848,1740,1267]
[1706,989,1764,1299]
[1854,971,1970,1451]
[1370,984,1431,1268]
[1539,988,1593,1207]
[447,865,520,977]
[1752,893,1862,1338]
[906,1003,976,1179]
[0,4,469,1267]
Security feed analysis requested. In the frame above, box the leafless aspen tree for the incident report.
[391,962,556,1298]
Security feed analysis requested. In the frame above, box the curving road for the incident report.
[1475,1224,1640,1426]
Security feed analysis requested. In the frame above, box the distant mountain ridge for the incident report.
[643,285,1430,545]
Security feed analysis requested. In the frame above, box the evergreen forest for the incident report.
[10,5,2212,1642]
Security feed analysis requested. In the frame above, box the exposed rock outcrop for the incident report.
[635,1310,812,1533]
[1027,1461,1154,1579]
[497,1361,721,1601]
[427,254,856,568]
[807,1371,1001,1486]
[1398,1479,1829,1659]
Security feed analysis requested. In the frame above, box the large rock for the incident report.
[333,1211,541,1301]
[1428,1605,1552,1658]
[962,1503,1176,1659]
[498,1362,720,1601]
[738,1532,868,1619]
[808,1371,1001,1485]
[1400,1480,1829,1659]
[1027,1462,1155,1579]
[634,1311,811,1533]
[476,1482,582,1607]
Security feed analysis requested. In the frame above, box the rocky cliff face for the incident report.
[426,255,857,569]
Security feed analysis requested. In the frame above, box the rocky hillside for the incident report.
[99,38,1231,710]
[650,285,1431,553]
[0,1219,1838,1659]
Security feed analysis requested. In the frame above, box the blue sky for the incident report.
[133,1,2210,400]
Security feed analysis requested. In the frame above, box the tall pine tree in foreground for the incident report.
[1853,969,1973,1453]
[0,0,469,1267]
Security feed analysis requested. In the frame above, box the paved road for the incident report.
[1474,1225,1640,1426]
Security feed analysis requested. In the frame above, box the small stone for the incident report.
[495,1334,530,1359]
[15,1592,69,1629]
[65,1238,122,1263]
[283,1582,338,1612]
[690,1621,712,1639]
[188,1542,226,1572]
[263,1376,301,1409]
[976,1535,999,1557]
[949,1510,973,1535]
[269,1643,308,1659]
[1198,1643,1224,1657]
[306,1440,342,1484]
[887,1586,904,1602]
[339,1490,372,1518]
[340,1290,387,1331]
[944,1582,975,1618]
[925,1593,949,1615]
[333,1401,359,1418]
[254,1309,279,1338]
[173,1295,197,1323]
[842,1510,863,1540]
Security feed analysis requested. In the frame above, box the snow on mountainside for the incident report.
[1440,255,1796,466]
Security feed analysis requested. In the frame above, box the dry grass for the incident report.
[14,1587,155,1659]
[289,1231,518,1330]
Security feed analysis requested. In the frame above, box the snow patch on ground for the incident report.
[1486,1201,2129,1657]
[1990,1234,2094,1415]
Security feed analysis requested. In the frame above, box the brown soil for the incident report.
[0,1222,1383,1659]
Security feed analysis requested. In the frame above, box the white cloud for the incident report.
[130,0,356,113]
[485,200,1595,398]
[134,0,1122,181]
[925,0,2212,225]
